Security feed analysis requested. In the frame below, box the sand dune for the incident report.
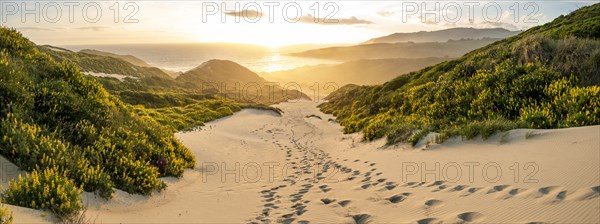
[5,100,599,223]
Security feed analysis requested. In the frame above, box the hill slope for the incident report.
[319,3,600,145]
[289,39,500,61]
[363,27,520,44]
[78,49,181,77]
[177,59,268,85]
[79,49,153,67]
[177,59,310,103]
[262,57,449,85]
[0,27,196,201]
[43,48,308,106]
[41,46,174,80]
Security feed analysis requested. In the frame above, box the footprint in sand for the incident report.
[449,185,468,192]
[320,198,336,205]
[281,214,295,224]
[388,193,411,203]
[416,217,442,224]
[456,212,485,223]
[498,188,522,199]
[293,204,307,216]
[414,182,427,187]
[573,185,600,201]
[533,186,561,198]
[487,185,510,194]
[338,200,351,207]
[552,190,568,202]
[424,199,444,208]
[431,185,449,192]
[319,185,332,193]
[404,182,417,187]
[427,181,445,187]
[461,187,481,197]
[351,214,372,224]
[381,182,398,191]
[360,183,372,190]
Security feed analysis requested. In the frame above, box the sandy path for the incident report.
[5,100,600,223]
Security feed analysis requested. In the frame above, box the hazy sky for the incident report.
[0,1,595,46]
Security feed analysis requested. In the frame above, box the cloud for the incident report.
[16,26,56,31]
[299,14,373,25]
[413,9,523,31]
[224,10,263,19]
[75,26,110,31]
[475,21,519,30]
[377,10,396,17]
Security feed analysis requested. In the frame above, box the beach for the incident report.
[5,100,599,223]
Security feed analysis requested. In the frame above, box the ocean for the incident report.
[61,43,340,73]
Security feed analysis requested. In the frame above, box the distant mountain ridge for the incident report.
[363,27,521,44]
[262,57,449,86]
[288,38,499,61]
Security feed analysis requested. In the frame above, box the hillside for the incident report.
[177,59,310,103]
[288,38,499,61]
[79,49,153,67]
[262,57,449,85]
[0,27,197,203]
[43,48,308,106]
[79,49,181,77]
[41,46,173,80]
[178,59,269,85]
[0,27,298,220]
[319,3,600,145]
[363,27,520,44]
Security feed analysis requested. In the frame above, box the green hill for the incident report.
[177,59,310,104]
[42,48,309,107]
[0,27,200,197]
[320,4,600,145]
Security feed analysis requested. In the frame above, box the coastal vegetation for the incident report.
[0,27,276,220]
[320,4,600,145]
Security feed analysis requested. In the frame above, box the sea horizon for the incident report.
[60,42,344,73]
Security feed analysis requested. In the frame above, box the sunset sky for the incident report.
[1,1,594,46]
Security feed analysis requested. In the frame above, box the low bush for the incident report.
[319,5,600,145]
[0,203,12,224]
[2,168,82,219]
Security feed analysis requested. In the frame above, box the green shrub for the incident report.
[319,4,600,145]
[0,27,200,203]
[443,118,520,140]
[2,168,82,219]
[0,115,115,198]
[0,203,13,224]
[386,122,416,145]
[111,156,165,195]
